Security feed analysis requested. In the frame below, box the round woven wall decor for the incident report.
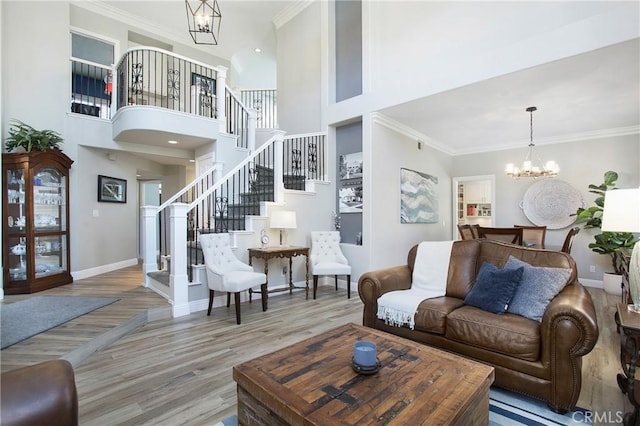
[521,179,583,229]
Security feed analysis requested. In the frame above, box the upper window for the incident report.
[71,33,114,65]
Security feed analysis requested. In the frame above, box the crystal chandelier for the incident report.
[505,106,559,178]
[185,0,222,45]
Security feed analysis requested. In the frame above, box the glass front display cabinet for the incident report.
[2,150,73,294]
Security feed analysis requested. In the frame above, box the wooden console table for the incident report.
[615,303,640,425]
[248,246,309,307]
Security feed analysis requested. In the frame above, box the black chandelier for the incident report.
[185,0,222,45]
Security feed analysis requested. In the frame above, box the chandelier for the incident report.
[505,106,559,178]
[185,0,222,45]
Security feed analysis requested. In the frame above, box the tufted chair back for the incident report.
[310,231,348,265]
[199,233,247,275]
[310,231,351,299]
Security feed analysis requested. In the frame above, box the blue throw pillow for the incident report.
[505,256,571,322]
[464,262,523,314]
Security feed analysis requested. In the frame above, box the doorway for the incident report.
[451,175,496,240]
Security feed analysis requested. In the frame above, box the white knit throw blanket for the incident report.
[377,241,454,330]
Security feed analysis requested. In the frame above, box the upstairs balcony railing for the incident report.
[70,59,112,119]
[115,47,220,118]
[71,48,279,152]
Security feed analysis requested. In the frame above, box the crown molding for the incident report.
[272,0,315,29]
[370,112,456,156]
[372,112,639,157]
[454,125,640,156]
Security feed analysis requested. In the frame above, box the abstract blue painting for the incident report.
[400,168,438,223]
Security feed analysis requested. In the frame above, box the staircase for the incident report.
[222,164,307,231]
[141,131,327,317]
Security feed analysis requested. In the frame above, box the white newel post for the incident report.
[216,66,227,133]
[273,130,286,204]
[141,206,159,287]
[247,108,257,152]
[169,203,190,317]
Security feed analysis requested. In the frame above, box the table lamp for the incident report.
[270,210,297,246]
[601,188,640,312]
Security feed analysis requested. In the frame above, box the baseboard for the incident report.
[72,258,139,281]
[579,278,603,289]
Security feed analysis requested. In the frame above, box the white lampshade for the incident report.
[602,187,640,313]
[601,188,640,233]
[270,210,297,229]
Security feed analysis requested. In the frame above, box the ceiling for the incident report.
[92,1,638,165]
[380,38,640,156]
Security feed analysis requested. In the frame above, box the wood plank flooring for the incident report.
[0,265,634,425]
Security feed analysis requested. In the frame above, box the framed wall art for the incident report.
[98,175,127,203]
[400,168,438,223]
[339,152,363,213]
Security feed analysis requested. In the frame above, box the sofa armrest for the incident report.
[358,265,412,327]
[541,282,599,358]
[0,360,78,426]
[540,281,599,411]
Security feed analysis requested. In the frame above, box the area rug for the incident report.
[1,296,119,349]
[214,388,591,425]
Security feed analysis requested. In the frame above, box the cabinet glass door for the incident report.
[6,168,26,284]
[33,166,68,277]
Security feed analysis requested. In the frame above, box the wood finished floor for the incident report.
[0,265,633,425]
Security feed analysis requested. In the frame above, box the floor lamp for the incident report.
[601,188,640,312]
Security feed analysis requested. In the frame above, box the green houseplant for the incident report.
[574,170,637,276]
[4,120,64,152]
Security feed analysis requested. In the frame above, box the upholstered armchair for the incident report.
[310,231,351,299]
[199,233,267,324]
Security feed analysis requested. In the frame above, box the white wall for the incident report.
[276,1,323,134]
[452,135,640,281]
[369,120,454,270]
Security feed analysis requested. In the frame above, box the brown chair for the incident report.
[477,226,523,245]
[561,227,580,254]
[457,224,480,240]
[515,225,547,248]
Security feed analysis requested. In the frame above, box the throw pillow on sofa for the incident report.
[464,262,523,314]
[505,255,571,322]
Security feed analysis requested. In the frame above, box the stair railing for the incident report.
[241,89,277,129]
[226,88,256,150]
[283,132,327,183]
[142,131,327,317]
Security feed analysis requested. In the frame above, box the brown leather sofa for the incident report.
[1,360,78,425]
[358,239,599,413]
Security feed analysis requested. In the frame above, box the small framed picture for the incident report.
[98,175,127,203]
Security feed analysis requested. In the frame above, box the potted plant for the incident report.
[574,170,638,294]
[4,120,64,152]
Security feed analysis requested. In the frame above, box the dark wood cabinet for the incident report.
[2,150,74,294]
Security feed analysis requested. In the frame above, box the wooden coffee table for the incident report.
[233,323,495,425]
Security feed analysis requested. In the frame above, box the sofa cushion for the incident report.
[446,305,541,362]
[464,262,523,314]
[413,296,465,334]
[505,256,571,322]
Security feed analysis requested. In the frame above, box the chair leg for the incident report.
[335,275,338,291]
[260,284,268,312]
[313,275,318,300]
[207,289,214,316]
[234,292,242,324]
[347,275,351,299]
[227,293,231,307]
